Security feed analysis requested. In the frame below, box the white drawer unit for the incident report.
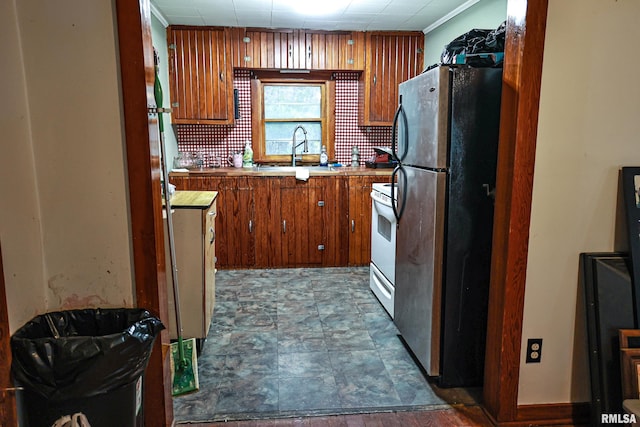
[164,191,217,349]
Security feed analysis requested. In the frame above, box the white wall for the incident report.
[0,0,135,333]
[518,0,640,404]
[423,0,507,68]
[0,0,47,331]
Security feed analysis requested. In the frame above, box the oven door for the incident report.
[370,191,397,284]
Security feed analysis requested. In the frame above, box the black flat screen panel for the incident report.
[581,252,633,426]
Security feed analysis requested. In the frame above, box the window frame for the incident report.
[251,73,335,165]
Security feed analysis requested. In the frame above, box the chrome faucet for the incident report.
[291,125,308,166]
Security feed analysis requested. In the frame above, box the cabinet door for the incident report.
[228,27,263,69]
[167,26,234,124]
[254,177,282,267]
[224,177,257,269]
[218,179,255,268]
[280,181,325,266]
[348,176,391,266]
[267,30,310,69]
[360,32,424,125]
[340,31,365,70]
[308,32,352,70]
[231,28,365,71]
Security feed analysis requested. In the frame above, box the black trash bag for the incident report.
[11,308,164,401]
[440,21,506,66]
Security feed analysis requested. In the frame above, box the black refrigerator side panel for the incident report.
[439,67,503,387]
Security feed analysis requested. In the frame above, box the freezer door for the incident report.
[397,66,450,169]
[394,166,446,375]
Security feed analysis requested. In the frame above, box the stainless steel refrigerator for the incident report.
[392,65,502,387]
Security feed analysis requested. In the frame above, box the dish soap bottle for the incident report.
[243,140,253,167]
[320,145,328,166]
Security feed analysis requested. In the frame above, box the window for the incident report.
[251,75,334,164]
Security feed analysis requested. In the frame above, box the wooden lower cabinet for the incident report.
[169,173,387,268]
[347,175,391,265]
[164,191,217,349]
[218,177,256,268]
[279,178,326,267]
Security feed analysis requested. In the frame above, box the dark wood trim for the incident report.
[114,0,173,425]
[483,0,549,423]
[0,246,18,427]
[516,402,590,425]
[486,402,590,426]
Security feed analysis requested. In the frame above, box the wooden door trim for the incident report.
[483,0,549,423]
[114,0,174,425]
[114,0,550,425]
[0,245,18,426]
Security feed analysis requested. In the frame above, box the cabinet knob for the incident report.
[351,220,355,233]
[283,220,286,234]
[249,220,253,233]
[209,227,215,244]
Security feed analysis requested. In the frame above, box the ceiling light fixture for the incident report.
[281,0,345,16]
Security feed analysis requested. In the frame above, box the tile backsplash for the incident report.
[175,70,392,167]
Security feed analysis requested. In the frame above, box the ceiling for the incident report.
[150,0,479,33]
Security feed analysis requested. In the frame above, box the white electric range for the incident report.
[369,182,397,318]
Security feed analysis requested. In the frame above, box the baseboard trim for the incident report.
[485,402,590,426]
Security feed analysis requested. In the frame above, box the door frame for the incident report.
[482,0,550,424]
[114,0,174,425]
[0,1,548,425]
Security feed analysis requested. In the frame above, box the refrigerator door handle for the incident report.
[482,183,496,200]
[392,96,409,162]
[391,165,407,221]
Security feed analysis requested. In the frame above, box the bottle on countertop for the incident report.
[320,145,328,166]
[243,140,253,167]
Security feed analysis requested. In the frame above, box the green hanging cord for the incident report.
[153,49,164,133]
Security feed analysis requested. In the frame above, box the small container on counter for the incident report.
[351,146,360,167]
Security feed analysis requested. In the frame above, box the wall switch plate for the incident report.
[526,338,543,363]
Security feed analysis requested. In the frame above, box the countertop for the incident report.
[167,190,218,208]
[169,166,394,178]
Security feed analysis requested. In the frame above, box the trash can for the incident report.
[10,308,164,427]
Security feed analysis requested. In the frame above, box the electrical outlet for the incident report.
[526,338,543,363]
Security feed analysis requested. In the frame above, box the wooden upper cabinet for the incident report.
[229,29,309,70]
[229,28,365,71]
[309,31,365,71]
[167,26,234,124]
[360,31,424,126]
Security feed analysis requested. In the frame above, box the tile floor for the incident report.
[173,267,475,423]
